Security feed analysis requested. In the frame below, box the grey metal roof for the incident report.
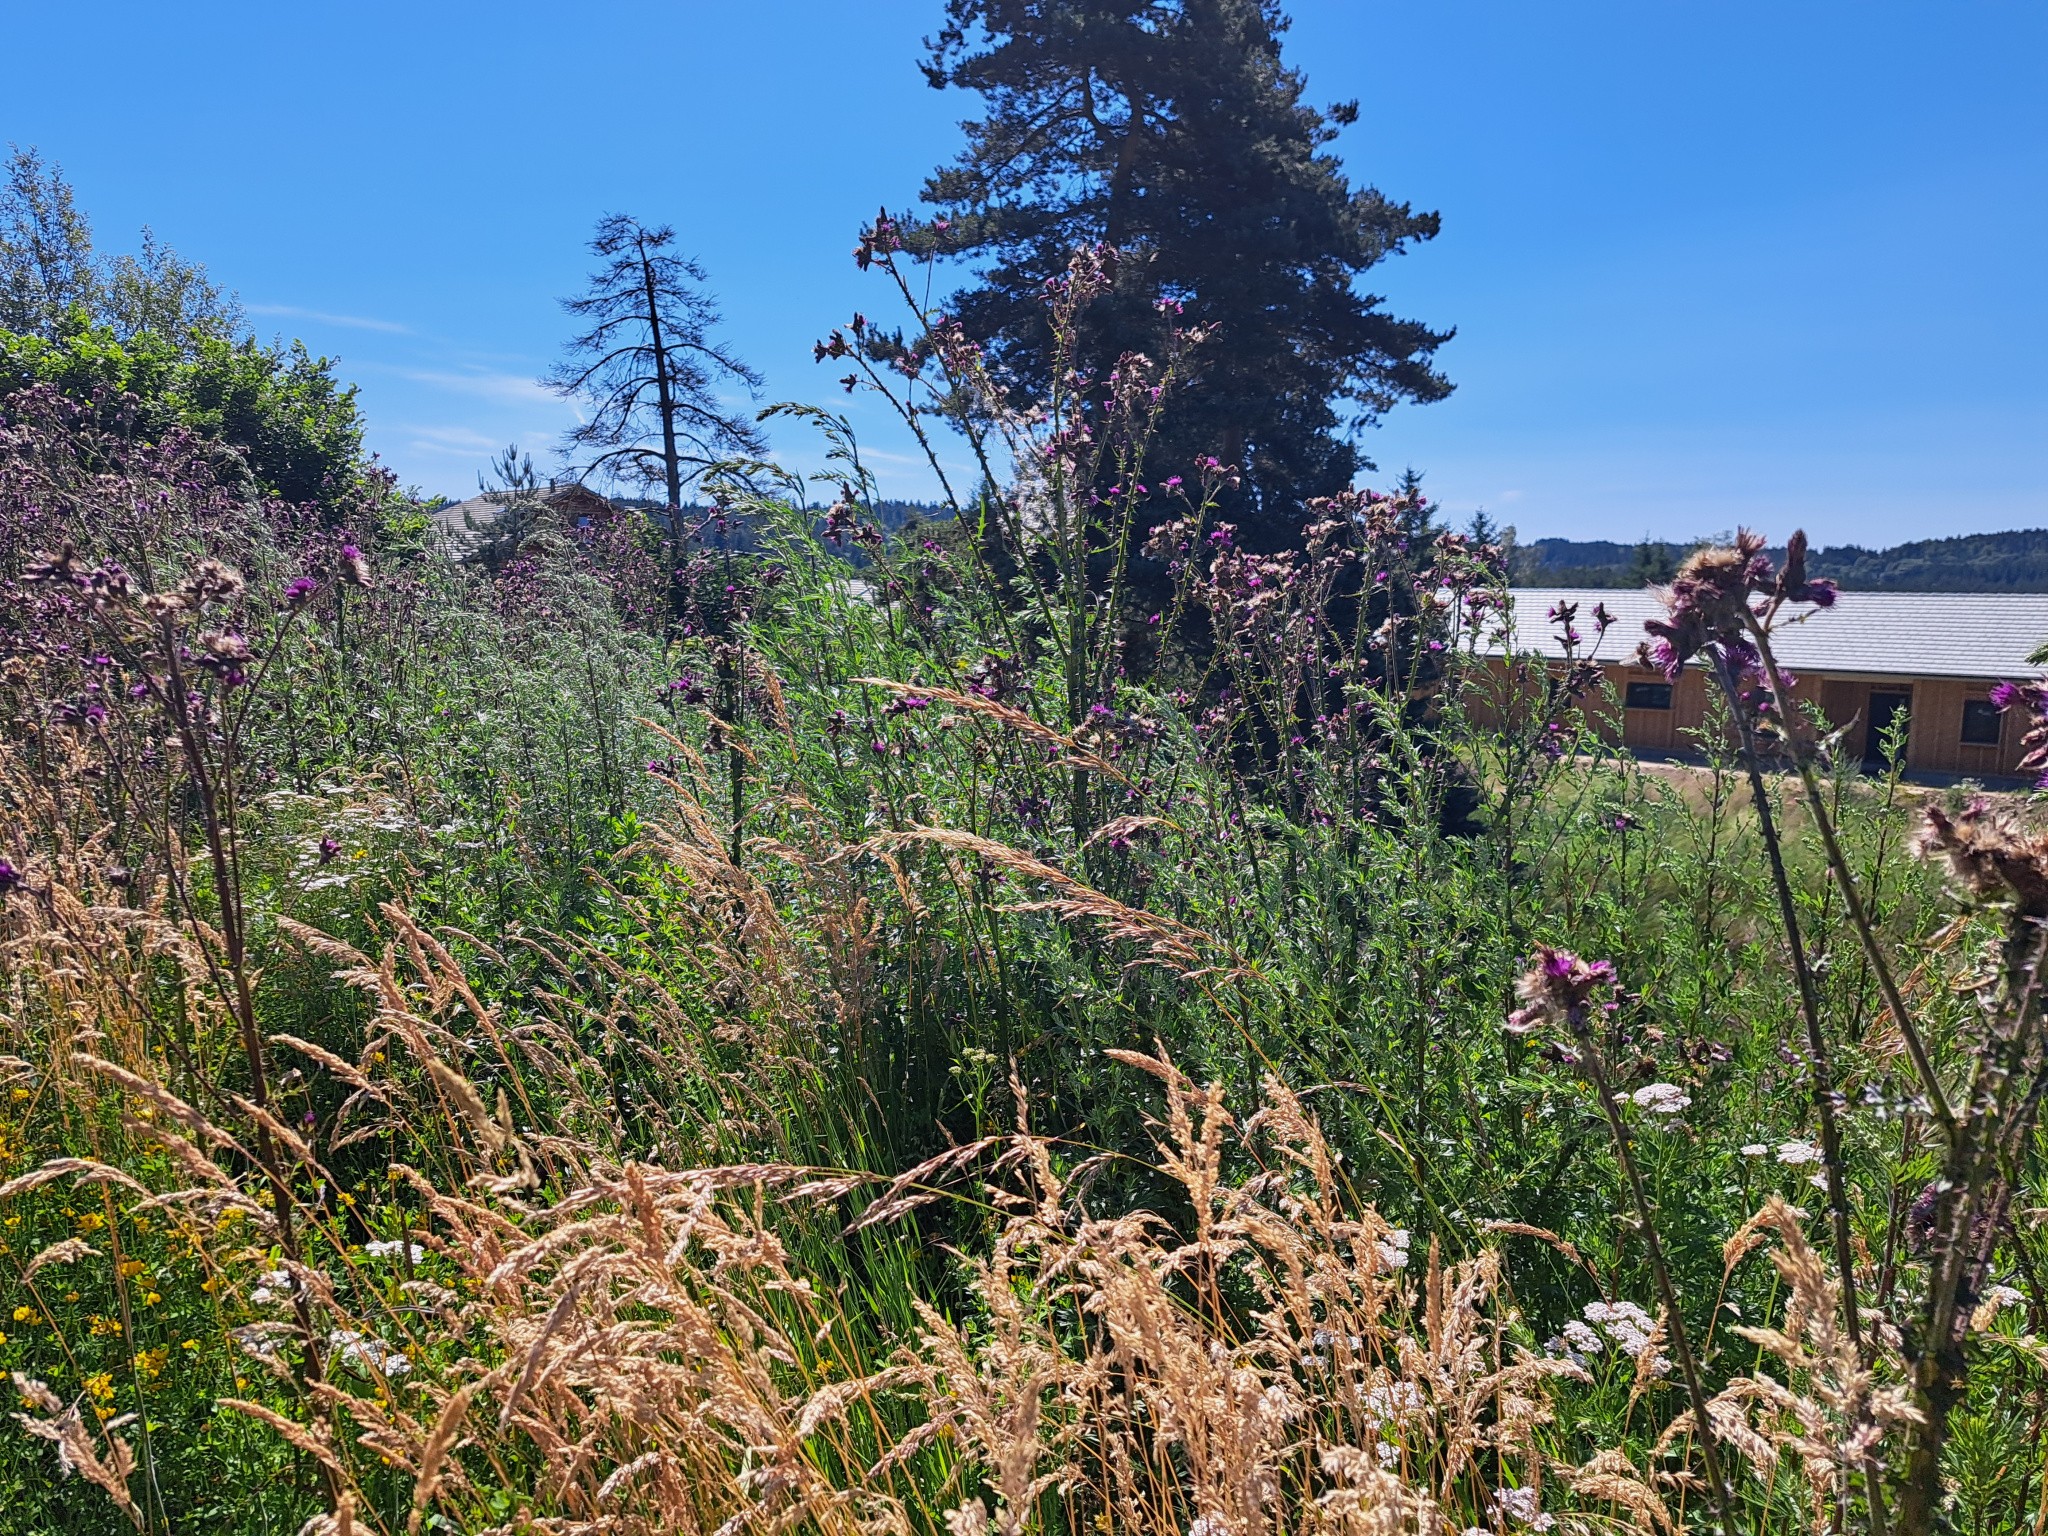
[1498,587,2048,681]
[428,495,508,559]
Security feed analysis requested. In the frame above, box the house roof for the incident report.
[428,495,505,559]
[1498,587,2048,682]
[428,485,620,560]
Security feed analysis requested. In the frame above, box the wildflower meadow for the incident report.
[3,182,2047,1536]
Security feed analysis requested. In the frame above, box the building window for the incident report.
[1961,698,2003,746]
[1624,681,1674,710]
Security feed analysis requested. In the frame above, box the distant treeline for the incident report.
[1513,529,2048,592]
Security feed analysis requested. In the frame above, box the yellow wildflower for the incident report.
[10,1306,37,1326]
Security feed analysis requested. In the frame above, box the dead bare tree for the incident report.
[545,214,764,539]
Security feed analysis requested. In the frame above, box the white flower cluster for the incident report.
[1377,1227,1411,1271]
[1361,1380,1423,1426]
[363,1239,425,1263]
[1775,1140,1822,1166]
[1558,1319,1603,1357]
[231,1324,284,1362]
[1630,1082,1691,1115]
[1548,1298,1667,1374]
[248,1268,296,1305]
[1583,1299,1659,1358]
[268,784,415,895]
[328,1328,411,1377]
[1493,1485,1553,1530]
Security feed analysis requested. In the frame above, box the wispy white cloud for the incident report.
[401,424,506,457]
[395,367,557,406]
[246,303,411,335]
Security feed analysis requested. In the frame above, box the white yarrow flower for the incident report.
[1776,1140,1822,1166]
[1494,1486,1552,1528]
[1377,1228,1411,1270]
[328,1328,411,1377]
[1630,1082,1690,1114]
[1560,1318,1604,1355]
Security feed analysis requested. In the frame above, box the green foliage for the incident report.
[1,144,238,348]
[0,319,376,524]
[4,177,2046,1536]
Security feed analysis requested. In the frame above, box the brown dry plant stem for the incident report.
[1574,1019,1743,1536]
[1744,583,2048,1530]
[1893,904,2048,1533]
[1739,612,1955,1146]
[1708,649,1888,1536]
[87,584,342,1501]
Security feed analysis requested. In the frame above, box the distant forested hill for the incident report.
[1513,529,2048,591]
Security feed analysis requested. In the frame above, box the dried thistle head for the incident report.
[1640,528,1831,680]
[1911,798,2048,918]
[177,558,245,608]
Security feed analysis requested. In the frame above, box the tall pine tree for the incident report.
[919,0,1453,551]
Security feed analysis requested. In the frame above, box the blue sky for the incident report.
[8,1,2044,546]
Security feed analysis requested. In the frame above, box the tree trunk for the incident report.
[639,233,684,539]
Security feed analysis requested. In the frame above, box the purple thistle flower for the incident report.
[1507,946,1618,1035]
[0,858,23,896]
[1774,529,1837,608]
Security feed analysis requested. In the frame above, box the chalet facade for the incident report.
[1497,588,2048,781]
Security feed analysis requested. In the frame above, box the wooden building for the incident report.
[1494,588,2048,780]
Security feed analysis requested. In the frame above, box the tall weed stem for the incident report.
[1741,614,1956,1145]
[1712,649,1888,1535]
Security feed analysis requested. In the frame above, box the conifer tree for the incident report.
[918,0,1453,550]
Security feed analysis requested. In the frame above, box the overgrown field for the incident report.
[4,262,2048,1535]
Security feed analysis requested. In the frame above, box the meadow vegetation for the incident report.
[3,225,2048,1536]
